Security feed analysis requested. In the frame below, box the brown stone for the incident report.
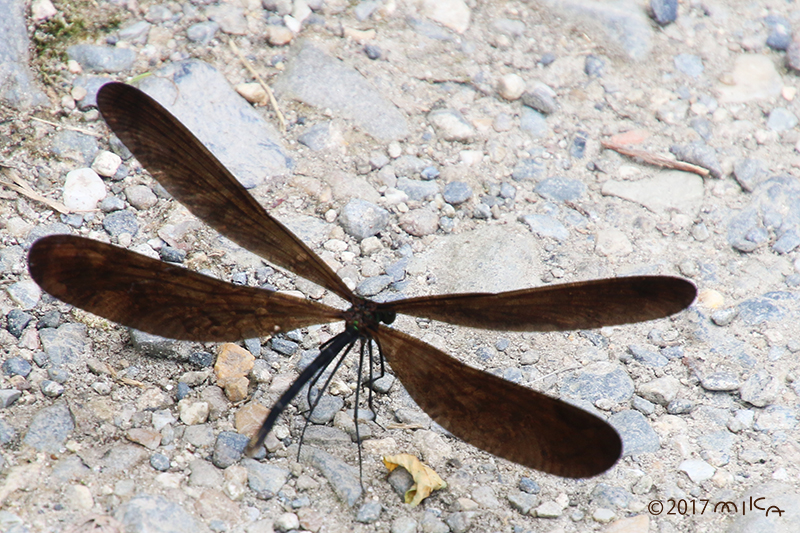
[234,402,269,438]
[125,428,162,450]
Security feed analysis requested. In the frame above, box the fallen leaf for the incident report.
[383,453,447,506]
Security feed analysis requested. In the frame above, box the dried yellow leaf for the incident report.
[383,453,447,506]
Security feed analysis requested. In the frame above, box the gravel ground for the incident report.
[3,0,800,532]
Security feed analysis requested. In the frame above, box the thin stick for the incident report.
[0,166,71,214]
[601,140,710,177]
[30,116,102,137]
[228,38,287,132]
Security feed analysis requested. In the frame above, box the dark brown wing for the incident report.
[373,325,621,477]
[28,235,343,341]
[95,82,353,301]
[381,276,696,331]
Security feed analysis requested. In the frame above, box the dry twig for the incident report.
[229,38,287,132]
[0,165,71,214]
[601,140,710,177]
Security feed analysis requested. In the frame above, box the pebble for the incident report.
[39,323,88,365]
[428,109,475,142]
[674,54,704,78]
[534,176,585,202]
[667,399,693,414]
[23,402,74,452]
[632,395,655,415]
[186,21,219,43]
[766,17,792,51]
[592,483,632,509]
[103,210,139,237]
[719,54,782,102]
[178,400,209,425]
[115,495,202,532]
[733,158,768,192]
[767,107,798,132]
[508,490,537,514]
[274,512,300,532]
[214,343,254,402]
[521,84,558,115]
[299,447,362,507]
[99,196,125,212]
[212,431,250,469]
[628,345,668,367]
[0,389,22,408]
[699,372,740,392]
[497,73,525,100]
[396,177,438,201]
[391,515,418,533]
[399,208,439,237]
[679,459,715,483]
[124,185,158,210]
[273,42,409,141]
[67,44,136,72]
[5,309,32,338]
[130,330,178,358]
[650,0,677,25]
[601,170,703,215]
[40,380,65,397]
[243,458,290,498]
[442,182,472,205]
[271,337,298,355]
[519,108,548,138]
[584,54,605,77]
[609,410,660,456]
[50,130,99,164]
[447,511,476,533]
[126,428,161,450]
[150,453,170,471]
[62,168,106,211]
[338,199,389,240]
[754,405,797,431]
[698,430,734,467]
[356,275,393,297]
[560,362,634,403]
[518,214,568,241]
[356,501,382,523]
[638,376,679,405]
[91,150,122,177]
[740,370,780,407]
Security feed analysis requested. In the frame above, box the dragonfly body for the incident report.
[28,82,697,479]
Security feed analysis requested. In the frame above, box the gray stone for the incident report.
[339,199,389,240]
[115,495,204,533]
[699,372,740,391]
[0,389,22,408]
[39,323,88,365]
[212,431,249,468]
[396,178,439,201]
[0,0,50,108]
[308,395,344,424]
[601,170,704,216]
[186,21,219,43]
[6,310,33,338]
[679,459,714,482]
[443,182,472,204]
[23,402,73,452]
[535,176,586,202]
[698,430,735,467]
[560,362,634,403]
[591,483,632,509]
[650,0,677,25]
[103,210,139,237]
[518,214,569,241]
[299,447,362,507]
[356,501,382,523]
[740,370,781,407]
[511,158,545,180]
[399,208,439,237]
[150,453,170,471]
[733,158,768,192]
[428,109,475,142]
[6,280,41,311]
[273,42,409,141]
[737,296,786,326]
[519,108,548,138]
[628,345,668,367]
[139,60,291,188]
[67,44,136,73]
[130,330,181,359]
[638,376,680,405]
[674,54,704,77]
[356,275,393,297]
[521,85,558,115]
[667,399,694,414]
[767,107,798,132]
[754,405,797,431]
[608,409,660,457]
[242,458,290,498]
